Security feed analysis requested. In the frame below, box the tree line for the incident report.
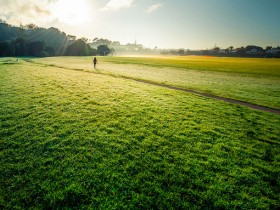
[0,22,112,57]
[161,45,280,58]
[0,22,156,57]
[2,21,278,58]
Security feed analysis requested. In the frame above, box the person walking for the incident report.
[93,57,97,68]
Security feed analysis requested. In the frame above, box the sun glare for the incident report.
[51,0,91,25]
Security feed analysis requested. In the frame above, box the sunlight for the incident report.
[51,0,91,25]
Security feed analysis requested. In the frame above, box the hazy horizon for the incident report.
[1,0,280,49]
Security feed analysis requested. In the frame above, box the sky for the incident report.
[0,0,280,49]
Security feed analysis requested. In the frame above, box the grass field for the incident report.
[1,57,280,209]
[33,56,280,109]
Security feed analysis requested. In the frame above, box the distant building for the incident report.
[266,48,280,54]
[218,49,227,54]
[245,45,264,55]
[229,50,237,54]
[265,48,280,58]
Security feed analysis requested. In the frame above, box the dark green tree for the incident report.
[97,45,111,56]
[265,46,272,51]
[236,47,245,56]
[178,49,185,56]
[89,48,97,56]
[15,38,27,56]
[65,39,91,56]
[45,46,55,56]
[27,41,45,56]
[0,41,15,56]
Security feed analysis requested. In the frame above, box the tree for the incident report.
[0,19,7,24]
[0,41,15,56]
[97,45,111,56]
[89,48,97,56]
[112,41,120,46]
[96,39,112,46]
[245,45,264,52]
[110,48,115,56]
[275,51,280,58]
[27,41,45,56]
[178,49,185,56]
[236,46,245,56]
[24,23,39,30]
[67,35,76,41]
[266,46,272,51]
[213,46,220,51]
[14,38,27,56]
[80,37,89,43]
[65,39,91,56]
[45,46,55,56]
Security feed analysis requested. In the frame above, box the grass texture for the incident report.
[33,56,280,109]
[0,57,280,209]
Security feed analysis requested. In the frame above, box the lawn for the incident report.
[0,57,280,209]
[33,56,280,109]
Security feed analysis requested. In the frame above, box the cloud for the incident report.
[100,0,134,11]
[145,3,162,13]
[33,5,51,15]
[0,0,53,26]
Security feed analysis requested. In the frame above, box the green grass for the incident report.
[1,57,280,209]
[102,56,280,76]
[33,56,280,109]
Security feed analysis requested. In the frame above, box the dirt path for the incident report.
[131,79,280,115]
[23,58,280,115]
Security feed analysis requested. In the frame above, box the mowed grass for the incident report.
[33,56,280,109]
[1,58,280,209]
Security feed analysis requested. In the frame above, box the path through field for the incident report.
[25,58,280,115]
[133,79,280,115]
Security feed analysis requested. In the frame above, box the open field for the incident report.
[1,57,280,209]
[33,56,280,109]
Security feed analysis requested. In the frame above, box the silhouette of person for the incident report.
[93,57,97,68]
